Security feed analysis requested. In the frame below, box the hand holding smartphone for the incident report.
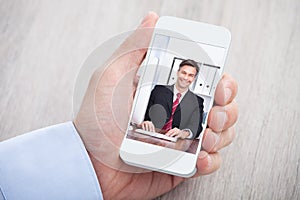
[120,16,231,177]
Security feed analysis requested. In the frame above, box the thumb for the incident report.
[114,12,159,69]
[78,12,159,115]
[101,12,159,87]
[93,12,159,139]
[80,12,159,172]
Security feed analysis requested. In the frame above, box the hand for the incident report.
[140,121,155,132]
[165,128,190,139]
[195,73,238,176]
[74,12,238,199]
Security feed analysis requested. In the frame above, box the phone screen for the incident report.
[126,32,227,154]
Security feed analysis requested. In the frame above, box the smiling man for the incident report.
[141,59,204,139]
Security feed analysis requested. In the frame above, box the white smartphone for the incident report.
[120,16,231,177]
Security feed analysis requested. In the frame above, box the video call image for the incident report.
[126,33,226,154]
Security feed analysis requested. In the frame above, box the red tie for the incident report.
[162,93,181,132]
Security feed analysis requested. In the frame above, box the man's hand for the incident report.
[140,121,155,132]
[74,12,238,199]
[165,128,190,139]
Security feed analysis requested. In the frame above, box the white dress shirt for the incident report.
[0,122,103,200]
[173,85,193,139]
[172,85,188,103]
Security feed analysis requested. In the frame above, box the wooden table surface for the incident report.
[1,0,299,199]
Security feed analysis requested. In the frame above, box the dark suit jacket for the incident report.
[144,85,204,139]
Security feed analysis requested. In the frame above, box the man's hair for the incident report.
[178,59,199,76]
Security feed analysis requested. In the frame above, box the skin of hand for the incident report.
[140,121,155,132]
[73,12,238,200]
[165,128,190,139]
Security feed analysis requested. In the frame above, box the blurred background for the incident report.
[0,0,299,199]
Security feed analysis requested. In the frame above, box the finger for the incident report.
[193,151,222,176]
[169,132,178,137]
[167,129,177,136]
[202,127,235,153]
[165,131,171,136]
[145,123,151,131]
[214,73,238,106]
[111,12,159,72]
[142,123,146,130]
[142,122,148,131]
[148,124,152,132]
[208,100,238,132]
[165,130,173,136]
[172,130,181,137]
[150,123,155,132]
[94,12,159,89]
[79,13,160,173]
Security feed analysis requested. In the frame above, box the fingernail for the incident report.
[198,151,212,169]
[224,87,232,102]
[198,150,208,159]
[206,154,212,168]
[139,11,158,27]
[140,12,152,25]
[216,111,227,131]
[140,15,148,25]
[202,131,220,152]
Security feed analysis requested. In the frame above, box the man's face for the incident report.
[176,65,197,90]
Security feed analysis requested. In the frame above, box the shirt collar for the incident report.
[173,85,188,101]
